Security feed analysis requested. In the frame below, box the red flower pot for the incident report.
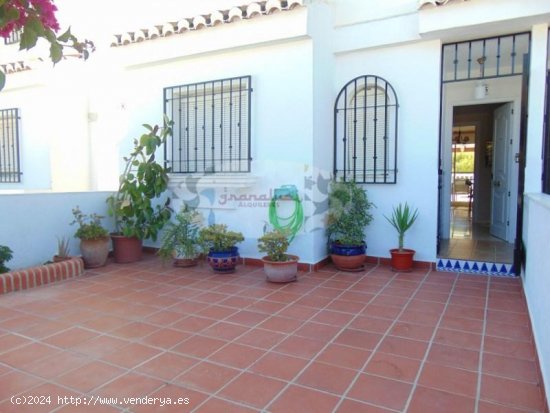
[389,248,415,272]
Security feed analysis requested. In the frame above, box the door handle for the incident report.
[494,180,501,188]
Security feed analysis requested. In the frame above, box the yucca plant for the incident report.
[385,202,419,251]
[56,236,71,258]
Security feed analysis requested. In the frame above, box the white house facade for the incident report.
[0,0,549,402]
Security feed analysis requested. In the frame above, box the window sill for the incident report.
[168,173,259,189]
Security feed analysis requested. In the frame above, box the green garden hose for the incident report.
[268,185,304,242]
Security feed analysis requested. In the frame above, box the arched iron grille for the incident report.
[334,75,398,183]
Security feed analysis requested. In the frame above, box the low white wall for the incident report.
[0,192,115,270]
[522,193,550,403]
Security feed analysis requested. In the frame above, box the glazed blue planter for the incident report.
[207,247,240,273]
[330,242,366,256]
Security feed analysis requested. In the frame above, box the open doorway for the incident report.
[439,103,515,264]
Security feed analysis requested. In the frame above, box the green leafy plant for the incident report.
[106,117,173,241]
[159,205,202,261]
[384,202,419,251]
[0,245,13,273]
[258,230,292,262]
[198,224,244,252]
[71,206,109,241]
[56,236,70,257]
[327,180,374,245]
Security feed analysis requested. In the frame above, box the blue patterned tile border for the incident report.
[436,259,516,277]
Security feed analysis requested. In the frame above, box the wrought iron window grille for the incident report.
[442,32,531,83]
[0,108,22,183]
[4,30,21,45]
[164,75,252,174]
[334,75,398,184]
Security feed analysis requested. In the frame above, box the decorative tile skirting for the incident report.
[436,258,516,277]
[0,257,85,295]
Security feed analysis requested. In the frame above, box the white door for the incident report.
[490,103,513,241]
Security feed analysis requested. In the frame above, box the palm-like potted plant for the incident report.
[106,117,173,263]
[71,206,110,268]
[327,180,374,271]
[158,205,202,267]
[198,224,244,273]
[385,202,419,272]
[53,236,71,262]
[258,229,299,283]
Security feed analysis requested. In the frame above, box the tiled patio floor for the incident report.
[0,255,547,413]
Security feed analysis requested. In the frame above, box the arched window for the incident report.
[334,75,398,183]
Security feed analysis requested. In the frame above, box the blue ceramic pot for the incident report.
[207,247,240,273]
[330,242,366,256]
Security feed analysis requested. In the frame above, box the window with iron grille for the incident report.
[0,108,21,183]
[4,30,21,45]
[164,76,252,174]
[334,75,398,184]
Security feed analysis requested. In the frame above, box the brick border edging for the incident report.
[0,257,85,295]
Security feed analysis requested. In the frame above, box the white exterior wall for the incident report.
[334,40,441,262]
[522,194,550,401]
[0,192,115,270]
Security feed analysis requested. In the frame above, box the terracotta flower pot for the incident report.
[389,248,415,272]
[173,257,198,267]
[80,237,110,268]
[262,255,299,283]
[111,234,142,263]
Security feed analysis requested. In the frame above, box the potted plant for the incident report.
[53,236,71,262]
[258,229,299,283]
[158,205,202,267]
[71,206,110,268]
[198,224,244,273]
[106,117,173,263]
[0,245,13,274]
[327,180,374,271]
[385,202,419,272]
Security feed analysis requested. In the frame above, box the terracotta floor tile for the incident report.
[418,361,478,398]
[349,315,393,334]
[335,399,395,413]
[172,335,228,359]
[235,328,287,350]
[398,309,441,327]
[0,383,81,413]
[82,315,130,332]
[408,385,476,413]
[297,361,357,394]
[326,299,367,314]
[101,342,161,368]
[0,333,33,353]
[174,361,240,393]
[483,336,536,361]
[140,328,190,349]
[225,310,270,327]
[481,374,545,412]
[171,315,218,333]
[135,352,198,381]
[439,314,484,334]
[482,353,539,383]
[477,400,539,413]
[200,322,250,341]
[378,336,429,360]
[362,304,402,319]
[208,342,266,369]
[17,320,72,339]
[43,327,99,349]
[274,335,327,358]
[433,327,482,350]
[0,371,45,402]
[486,309,530,326]
[110,321,159,340]
[196,304,239,320]
[194,397,258,413]
[364,352,421,382]
[96,372,164,399]
[21,351,89,379]
[427,343,480,371]
[268,384,340,413]
[347,373,413,411]
[144,310,184,327]
[257,315,304,334]
[71,334,129,357]
[406,299,447,314]
[0,342,60,368]
[334,328,383,350]
[315,343,371,370]
[219,372,286,409]
[389,321,435,341]
[250,351,309,381]
[369,294,409,308]
[56,360,126,392]
[294,321,341,341]
[444,303,485,320]
[311,310,355,326]
[485,320,532,342]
